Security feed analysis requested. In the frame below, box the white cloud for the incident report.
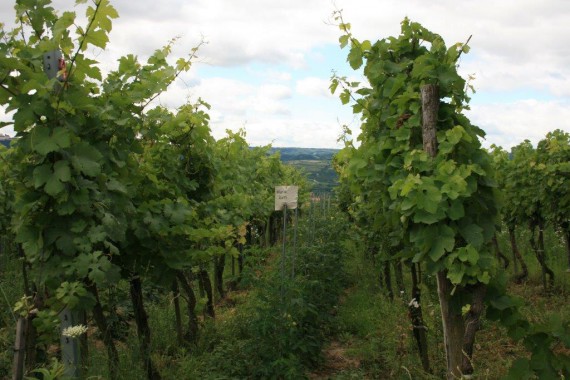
[264,70,293,82]
[335,0,570,100]
[460,54,570,97]
[108,0,336,68]
[214,117,344,149]
[189,77,292,118]
[296,77,334,98]
[0,109,15,137]
[258,84,292,101]
[467,99,570,149]
[1,0,570,148]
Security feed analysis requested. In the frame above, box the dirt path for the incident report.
[308,340,361,379]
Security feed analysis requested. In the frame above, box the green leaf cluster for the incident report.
[491,130,570,242]
[328,15,569,378]
[332,17,498,285]
[0,1,311,335]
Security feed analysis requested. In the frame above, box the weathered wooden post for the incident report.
[421,84,464,379]
[12,317,26,380]
[421,83,488,378]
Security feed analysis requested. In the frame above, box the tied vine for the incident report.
[331,13,570,379]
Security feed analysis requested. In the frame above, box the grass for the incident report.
[317,239,446,379]
[306,224,570,379]
[0,240,25,379]
[1,218,569,378]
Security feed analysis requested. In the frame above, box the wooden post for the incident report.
[421,84,464,379]
[421,84,439,157]
[171,281,184,345]
[130,276,161,380]
[12,317,26,380]
[409,263,430,373]
[88,283,119,379]
[176,272,199,341]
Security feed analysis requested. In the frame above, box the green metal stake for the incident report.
[59,309,81,378]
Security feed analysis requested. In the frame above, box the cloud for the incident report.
[97,0,338,68]
[4,0,570,82]
[460,54,570,97]
[258,84,292,101]
[1,0,569,149]
[190,77,292,117]
[338,0,570,99]
[214,117,344,149]
[467,99,570,149]
[263,70,293,82]
[296,77,334,98]
[0,109,15,136]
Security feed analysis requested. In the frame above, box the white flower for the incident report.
[62,324,88,338]
[408,298,420,309]
[40,115,47,122]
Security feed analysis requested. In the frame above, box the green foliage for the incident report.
[173,209,349,379]
[493,130,570,246]
[333,237,446,379]
[1,1,314,376]
[331,16,498,288]
[32,309,60,346]
[486,274,570,378]
[25,357,66,380]
[227,213,348,378]
[55,281,94,309]
[331,13,570,378]
[3,0,150,300]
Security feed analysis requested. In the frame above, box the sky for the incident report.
[1,0,570,150]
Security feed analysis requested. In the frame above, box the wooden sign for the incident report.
[275,186,298,210]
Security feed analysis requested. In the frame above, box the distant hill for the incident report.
[0,140,340,193]
[271,147,340,162]
[0,135,12,148]
[270,147,340,194]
